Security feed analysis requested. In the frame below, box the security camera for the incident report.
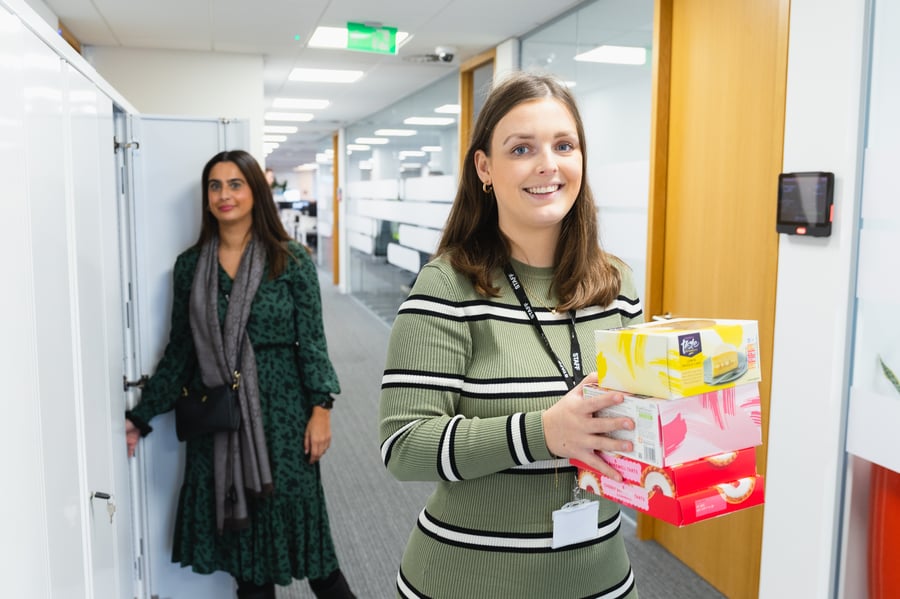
[435,46,456,63]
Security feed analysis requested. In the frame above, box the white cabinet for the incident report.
[1,3,132,597]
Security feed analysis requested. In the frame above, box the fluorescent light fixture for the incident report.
[399,150,426,158]
[308,26,346,49]
[434,104,461,114]
[264,142,280,150]
[574,45,646,65]
[401,162,423,169]
[293,163,319,171]
[273,98,330,110]
[264,125,298,134]
[265,112,314,122]
[308,26,410,49]
[421,146,442,152]
[359,160,373,170]
[354,137,390,145]
[289,67,364,83]
[403,116,455,126]
[346,144,371,151]
[263,134,287,142]
[316,153,332,164]
[374,128,417,136]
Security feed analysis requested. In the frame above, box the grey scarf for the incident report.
[189,235,273,532]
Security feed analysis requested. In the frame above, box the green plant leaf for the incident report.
[878,356,900,395]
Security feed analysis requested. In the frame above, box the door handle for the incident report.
[123,374,149,391]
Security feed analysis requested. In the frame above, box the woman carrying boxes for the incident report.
[378,72,644,598]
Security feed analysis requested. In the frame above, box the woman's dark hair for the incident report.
[435,71,622,310]
[196,150,293,277]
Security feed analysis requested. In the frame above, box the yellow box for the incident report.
[595,318,761,399]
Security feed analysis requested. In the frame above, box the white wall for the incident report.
[759,1,870,598]
[84,46,265,163]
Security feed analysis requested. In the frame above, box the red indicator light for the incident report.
[796,226,807,235]
[830,205,834,222]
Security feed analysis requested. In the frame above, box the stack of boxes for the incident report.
[571,318,766,526]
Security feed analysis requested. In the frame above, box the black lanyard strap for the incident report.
[503,264,584,390]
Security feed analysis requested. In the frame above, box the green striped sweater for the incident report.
[379,256,643,599]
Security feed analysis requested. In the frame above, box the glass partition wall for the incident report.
[521,0,654,300]
[343,73,459,322]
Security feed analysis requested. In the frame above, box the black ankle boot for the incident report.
[308,569,356,599]
[235,579,276,599]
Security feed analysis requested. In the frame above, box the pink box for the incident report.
[571,447,758,497]
[585,383,762,467]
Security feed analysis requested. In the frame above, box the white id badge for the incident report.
[551,499,600,549]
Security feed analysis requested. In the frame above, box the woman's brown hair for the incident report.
[435,71,622,310]
[196,150,293,278]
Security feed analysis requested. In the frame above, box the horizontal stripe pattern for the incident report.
[382,370,569,399]
[398,564,635,599]
[587,569,637,599]
[399,294,642,324]
[416,508,622,553]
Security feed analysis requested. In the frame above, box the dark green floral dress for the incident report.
[127,241,341,585]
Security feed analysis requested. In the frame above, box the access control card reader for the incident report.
[777,171,834,237]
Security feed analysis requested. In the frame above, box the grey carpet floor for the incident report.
[279,268,725,599]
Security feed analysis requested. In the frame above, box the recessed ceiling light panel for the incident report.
[289,67,364,83]
[273,98,330,109]
[574,45,646,65]
[265,112,314,122]
[374,128,417,136]
[403,117,455,126]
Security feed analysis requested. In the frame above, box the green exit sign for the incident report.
[346,22,397,55]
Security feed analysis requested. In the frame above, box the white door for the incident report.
[125,116,249,599]
[64,61,135,599]
[1,4,132,595]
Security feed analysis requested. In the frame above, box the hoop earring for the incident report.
[482,182,493,194]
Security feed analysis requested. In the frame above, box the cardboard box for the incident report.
[576,468,765,527]
[571,447,758,497]
[585,383,762,467]
[595,318,761,399]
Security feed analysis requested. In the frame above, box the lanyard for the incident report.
[503,264,584,390]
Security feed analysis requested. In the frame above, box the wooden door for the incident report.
[641,1,790,598]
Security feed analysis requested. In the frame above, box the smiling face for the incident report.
[207,161,254,228]
[474,97,583,246]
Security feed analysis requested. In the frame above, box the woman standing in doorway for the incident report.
[379,72,644,598]
[125,150,355,599]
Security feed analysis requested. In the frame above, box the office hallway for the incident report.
[279,268,726,599]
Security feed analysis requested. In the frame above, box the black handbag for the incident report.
[175,344,243,442]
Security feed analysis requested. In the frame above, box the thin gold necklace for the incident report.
[519,277,557,315]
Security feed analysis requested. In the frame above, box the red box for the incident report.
[573,450,764,526]
[571,447,758,497]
